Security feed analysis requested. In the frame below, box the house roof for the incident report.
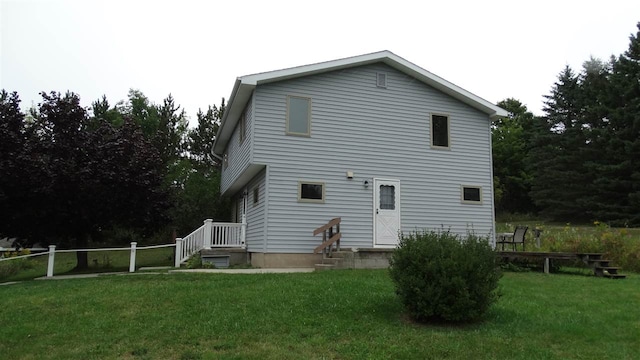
[213,50,508,154]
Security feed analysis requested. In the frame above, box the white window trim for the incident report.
[286,95,311,137]
[297,180,325,204]
[461,185,483,204]
[430,113,451,150]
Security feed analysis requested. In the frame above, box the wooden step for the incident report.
[594,266,622,277]
[588,259,611,267]
[603,273,627,279]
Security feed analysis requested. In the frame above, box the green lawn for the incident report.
[1,270,638,359]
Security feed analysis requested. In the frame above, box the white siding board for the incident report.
[249,63,494,253]
[221,96,254,194]
[245,169,266,252]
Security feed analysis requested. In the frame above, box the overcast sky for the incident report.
[2,0,639,124]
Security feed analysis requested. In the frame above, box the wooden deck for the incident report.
[497,251,626,278]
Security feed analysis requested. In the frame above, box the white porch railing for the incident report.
[174,216,246,267]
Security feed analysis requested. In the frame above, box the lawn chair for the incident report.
[511,226,528,251]
[496,226,528,251]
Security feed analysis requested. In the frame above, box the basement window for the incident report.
[298,181,325,203]
[461,185,482,204]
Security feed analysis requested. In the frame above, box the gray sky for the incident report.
[2,0,639,124]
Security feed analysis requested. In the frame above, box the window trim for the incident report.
[297,181,325,204]
[461,185,483,204]
[430,113,451,150]
[286,95,311,137]
[239,111,246,144]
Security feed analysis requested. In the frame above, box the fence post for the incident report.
[175,238,183,267]
[241,214,247,247]
[129,242,137,273]
[204,219,213,249]
[47,245,56,278]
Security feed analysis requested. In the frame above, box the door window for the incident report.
[380,185,395,210]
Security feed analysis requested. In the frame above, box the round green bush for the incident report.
[389,230,501,323]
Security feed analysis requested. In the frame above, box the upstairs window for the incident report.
[286,96,311,136]
[431,114,450,149]
[239,111,246,144]
[376,73,387,88]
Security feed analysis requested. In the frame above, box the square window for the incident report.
[298,181,324,203]
[461,185,482,204]
[431,114,450,149]
[286,96,311,136]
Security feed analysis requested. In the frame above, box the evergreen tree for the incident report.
[529,66,591,221]
[599,23,640,225]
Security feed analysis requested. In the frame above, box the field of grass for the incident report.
[1,270,638,359]
[496,217,640,272]
[0,246,174,283]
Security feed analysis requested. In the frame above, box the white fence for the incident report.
[1,218,246,278]
[0,242,175,278]
[175,217,246,267]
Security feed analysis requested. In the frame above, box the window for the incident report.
[379,185,395,210]
[223,152,228,169]
[239,111,246,144]
[253,187,259,206]
[431,114,450,149]
[298,181,324,203]
[461,185,482,204]
[286,96,311,136]
[376,73,387,88]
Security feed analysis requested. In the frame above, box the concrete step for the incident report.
[314,263,336,271]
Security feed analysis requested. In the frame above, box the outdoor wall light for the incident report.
[346,171,354,179]
[363,180,369,188]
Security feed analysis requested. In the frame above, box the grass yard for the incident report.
[1,270,638,360]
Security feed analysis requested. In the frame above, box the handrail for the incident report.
[313,217,341,256]
[313,217,341,235]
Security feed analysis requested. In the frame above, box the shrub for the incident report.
[389,230,501,323]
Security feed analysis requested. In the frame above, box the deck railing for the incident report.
[175,216,246,266]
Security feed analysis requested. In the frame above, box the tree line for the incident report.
[0,89,228,269]
[493,23,640,226]
[2,23,639,270]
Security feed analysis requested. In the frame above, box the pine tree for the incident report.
[529,66,591,221]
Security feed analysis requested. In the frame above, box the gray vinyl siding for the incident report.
[245,169,266,252]
[221,96,254,194]
[252,63,494,253]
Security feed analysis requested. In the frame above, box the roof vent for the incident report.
[376,73,387,88]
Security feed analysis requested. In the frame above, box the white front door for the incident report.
[374,178,401,247]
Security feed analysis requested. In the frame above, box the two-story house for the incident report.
[212,51,507,268]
